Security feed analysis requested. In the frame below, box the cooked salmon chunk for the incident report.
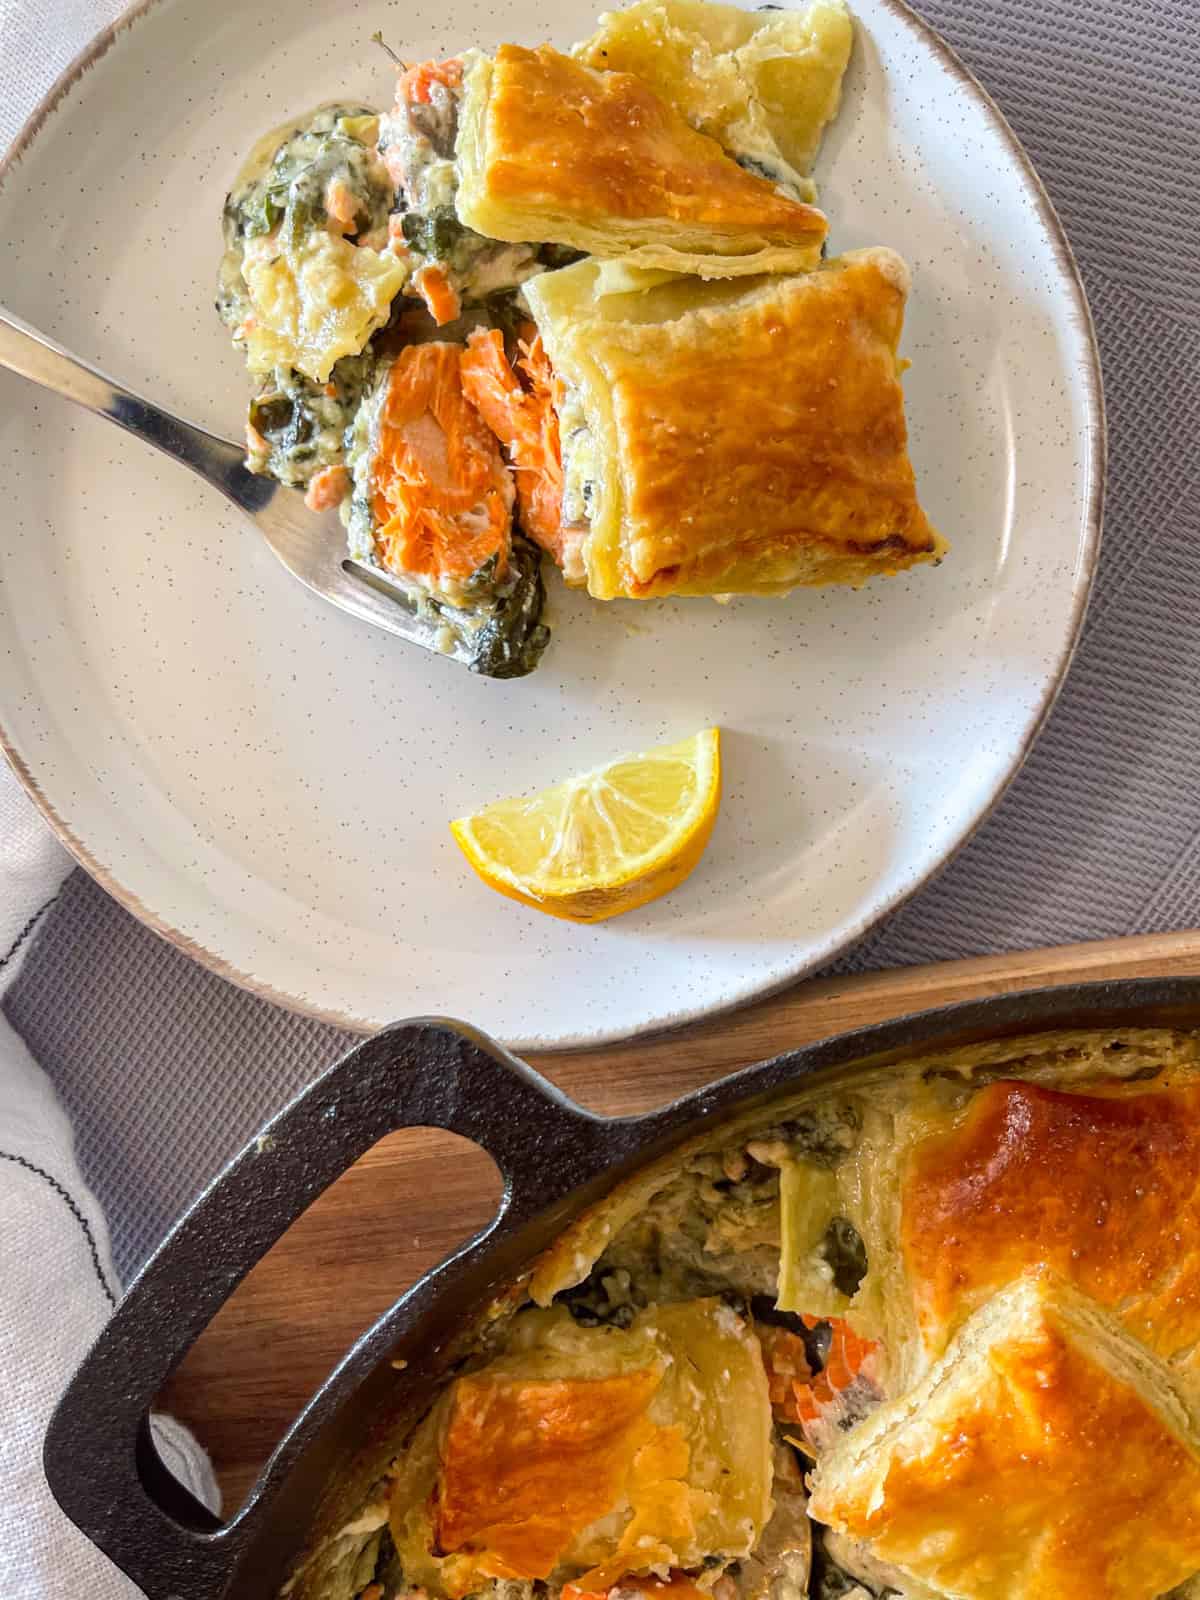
[460,326,568,563]
[367,342,514,596]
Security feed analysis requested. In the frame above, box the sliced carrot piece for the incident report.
[304,464,350,512]
[756,1325,812,1419]
[324,176,359,233]
[369,342,513,588]
[460,326,566,560]
[413,263,462,327]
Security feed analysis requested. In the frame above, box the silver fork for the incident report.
[0,308,547,677]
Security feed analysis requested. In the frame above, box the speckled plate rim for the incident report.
[0,0,1106,1047]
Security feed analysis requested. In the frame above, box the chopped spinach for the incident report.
[247,392,295,438]
[736,154,783,183]
[401,205,466,260]
[224,104,392,254]
[460,551,501,602]
[246,354,374,487]
[403,205,538,299]
[223,185,284,244]
[820,1217,868,1298]
[467,535,551,679]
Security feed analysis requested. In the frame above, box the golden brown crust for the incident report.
[901,1079,1200,1376]
[572,0,854,182]
[589,251,943,597]
[388,1301,773,1599]
[462,44,827,267]
[291,1030,1200,1600]
[810,1276,1200,1600]
[434,1368,663,1586]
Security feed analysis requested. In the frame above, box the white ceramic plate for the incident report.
[0,0,1102,1047]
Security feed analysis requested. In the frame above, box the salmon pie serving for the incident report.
[217,0,946,674]
[283,1026,1200,1600]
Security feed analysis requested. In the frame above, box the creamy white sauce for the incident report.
[559,384,598,532]
[724,113,817,204]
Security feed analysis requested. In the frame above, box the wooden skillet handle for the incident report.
[42,1019,606,1600]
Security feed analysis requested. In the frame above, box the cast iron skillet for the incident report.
[44,977,1200,1600]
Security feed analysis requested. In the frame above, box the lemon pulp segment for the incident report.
[450,729,721,922]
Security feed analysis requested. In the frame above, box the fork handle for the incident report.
[0,306,268,509]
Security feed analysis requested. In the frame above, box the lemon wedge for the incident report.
[451,729,721,923]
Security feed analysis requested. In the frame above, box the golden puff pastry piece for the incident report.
[387,1300,773,1598]
[456,44,828,278]
[809,1271,1200,1600]
[574,0,853,196]
[523,248,945,601]
[867,1075,1200,1395]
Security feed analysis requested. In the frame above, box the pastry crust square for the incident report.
[574,0,854,184]
[435,1366,665,1581]
[389,1300,772,1596]
[809,1273,1200,1600]
[456,44,827,278]
[883,1077,1200,1390]
[524,248,944,600]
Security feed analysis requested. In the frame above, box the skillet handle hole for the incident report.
[155,1127,503,1518]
